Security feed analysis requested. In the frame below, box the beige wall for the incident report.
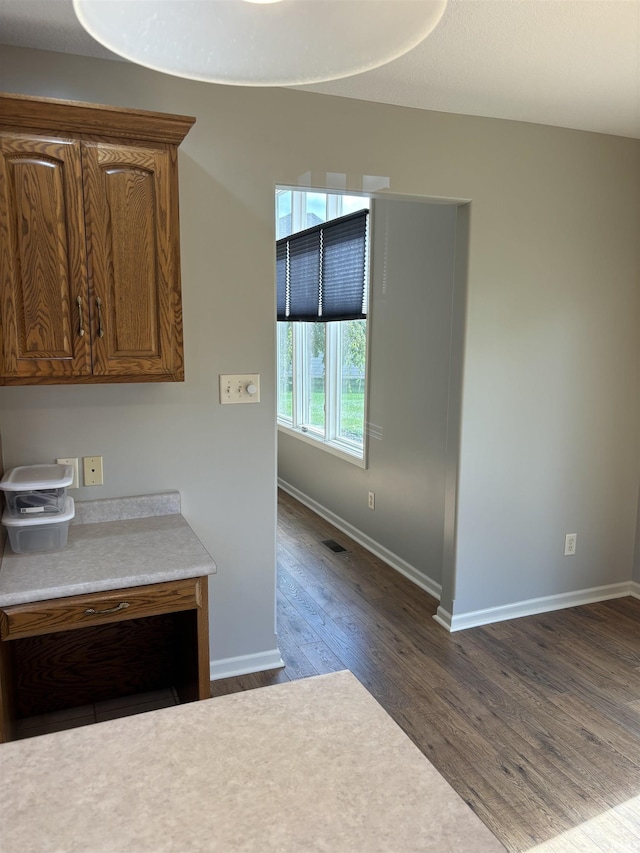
[0,45,638,661]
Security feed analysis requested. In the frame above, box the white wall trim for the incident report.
[278,424,366,469]
[436,581,640,632]
[278,478,442,602]
[433,606,453,631]
[210,649,284,682]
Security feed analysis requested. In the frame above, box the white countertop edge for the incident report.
[0,562,215,607]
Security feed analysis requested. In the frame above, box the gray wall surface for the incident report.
[0,45,638,657]
[278,199,460,591]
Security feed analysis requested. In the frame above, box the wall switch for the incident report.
[83,456,104,486]
[219,374,260,404]
[56,457,79,489]
[564,533,577,556]
[368,491,375,510]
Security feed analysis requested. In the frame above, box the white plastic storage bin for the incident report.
[2,497,75,554]
[0,464,73,517]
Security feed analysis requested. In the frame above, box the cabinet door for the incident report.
[81,141,184,379]
[0,134,92,380]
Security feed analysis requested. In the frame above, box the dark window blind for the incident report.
[277,209,368,322]
[276,240,287,319]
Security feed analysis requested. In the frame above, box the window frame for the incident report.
[276,188,371,468]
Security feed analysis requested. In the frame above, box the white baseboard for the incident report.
[209,649,284,682]
[278,479,442,602]
[439,581,640,632]
[433,606,453,631]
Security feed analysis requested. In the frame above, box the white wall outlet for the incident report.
[368,491,375,510]
[219,374,260,404]
[564,533,577,556]
[56,457,79,489]
[83,456,104,486]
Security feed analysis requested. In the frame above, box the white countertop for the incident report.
[0,492,216,607]
[0,670,503,852]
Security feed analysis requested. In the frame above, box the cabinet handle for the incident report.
[76,296,85,337]
[84,602,130,616]
[95,296,105,338]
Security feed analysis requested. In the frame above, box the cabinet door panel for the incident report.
[0,135,91,379]
[82,142,183,378]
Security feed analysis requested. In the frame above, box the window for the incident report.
[276,189,370,464]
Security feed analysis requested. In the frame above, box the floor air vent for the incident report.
[322,539,347,553]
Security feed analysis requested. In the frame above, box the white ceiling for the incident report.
[0,0,639,139]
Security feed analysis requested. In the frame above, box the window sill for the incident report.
[277,423,367,469]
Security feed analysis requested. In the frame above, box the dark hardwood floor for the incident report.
[211,489,640,852]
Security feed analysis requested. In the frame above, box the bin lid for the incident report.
[0,464,73,491]
[2,497,75,527]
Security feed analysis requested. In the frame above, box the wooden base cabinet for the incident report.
[0,576,210,743]
[0,94,195,385]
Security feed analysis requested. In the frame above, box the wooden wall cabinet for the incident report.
[0,94,195,385]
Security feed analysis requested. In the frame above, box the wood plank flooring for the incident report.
[211,489,640,852]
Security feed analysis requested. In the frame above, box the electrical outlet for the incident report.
[83,456,104,486]
[56,457,79,489]
[368,491,375,510]
[564,533,577,556]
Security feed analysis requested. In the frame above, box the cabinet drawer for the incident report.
[0,577,204,641]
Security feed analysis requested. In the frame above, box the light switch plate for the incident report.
[219,374,260,404]
[56,458,79,489]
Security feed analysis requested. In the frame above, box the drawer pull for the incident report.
[76,295,85,337]
[84,602,130,616]
[96,296,105,338]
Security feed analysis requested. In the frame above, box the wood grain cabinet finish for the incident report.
[0,577,204,641]
[0,94,195,385]
[0,134,91,380]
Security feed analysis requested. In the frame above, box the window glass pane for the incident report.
[306,193,328,227]
[276,191,292,240]
[341,195,369,216]
[338,320,366,446]
[302,323,325,436]
[277,322,293,421]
